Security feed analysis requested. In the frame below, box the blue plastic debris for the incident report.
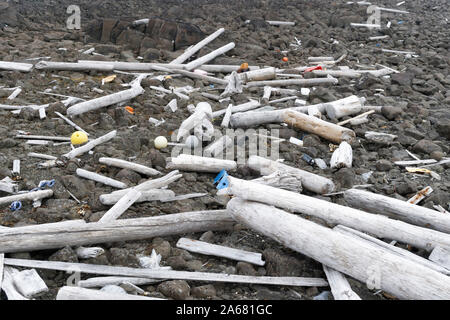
[38,179,56,188]
[10,201,22,211]
[302,154,315,166]
[214,169,230,190]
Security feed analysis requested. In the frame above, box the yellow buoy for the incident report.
[71,131,89,145]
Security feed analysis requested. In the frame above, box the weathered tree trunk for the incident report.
[166,154,237,173]
[99,157,160,176]
[344,189,450,234]
[66,86,144,116]
[99,189,175,206]
[170,28,225,65]
[5,258,328,288]
[219,176,450,251]
[56,286,162,300]
[184,43,236,71]
[245,78,338,88]
[283,110,356,144]
[333,225,450,275]
[0,210,234,253]
[63,130,116,159]
[226,198,450,300]
[0,61,33,72]
[176,238,265,266]
[0,189,53,206]
[35,61,114,72]
[99,189,142,222]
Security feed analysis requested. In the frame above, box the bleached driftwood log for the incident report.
[308,57,334,62]
[312,70,361,78]
[337,110,375,126]
[54,111,89,135]
[5,258,328,288]
[376,6,409,14]
[394,159,436,167]
[66,85,145,116]
[203,136,234,157]
[248,156,334,194]
[230,109,286,128]
[344,189,450,234]
[266,20,296,26]
[428,246,450,270]
[0,61,33,72]
[226,198,450,300]
[12,269,48,298]
[171,68,228,85]
[220,176,450,250]
[364,131,397,144]
[333,225,450,275]
[229,97,362,128]
[382,49,415,55]
[56,286,161,300]
[170,28,225,65]
[99,189,175,206]
[78,276,161,288]
[330,141,353,169]
[99,189,142,222]
[76,168,127,189]
[325,95,365,120]
[350,23,381,28]
[35,61,114,72]
[63,130,116,159]
[245,78,338,88]
[283,110,356,144]
[104,170,181,198]
[0,189,53,206]
[252,171,303,193]
[176,238,265,266]
[99,157,160,176]
[212,100,261,118]
[15,135,71,142]
[0,210,234,252]
[78,60,259,73]
[184,42,235,71]
[322,265,361,300]
[238,67,276,83]
[167,154,237,173]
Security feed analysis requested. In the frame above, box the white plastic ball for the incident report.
[154,136,168,149]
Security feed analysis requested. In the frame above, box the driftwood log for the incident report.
[0,210,234,253]
[227,198,450,300]
[4,258,328,288]
[283,110,356,144]
[219,176,450,251]
[344,189,450,234]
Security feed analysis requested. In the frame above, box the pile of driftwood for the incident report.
[1,19,449,301]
